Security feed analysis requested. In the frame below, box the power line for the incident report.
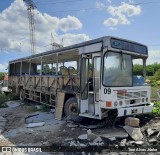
[36,0,89,5]
[43,7,98,14]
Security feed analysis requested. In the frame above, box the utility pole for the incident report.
[23,0,36,55]
[51,33,63,50]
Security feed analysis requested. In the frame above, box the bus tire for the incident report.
[64,97,82,122]
[20,89,25,102]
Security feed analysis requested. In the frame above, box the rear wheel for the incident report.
[20,89,25,102]
[64,97,82,122]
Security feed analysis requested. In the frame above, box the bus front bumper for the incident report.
[117,103,154,117]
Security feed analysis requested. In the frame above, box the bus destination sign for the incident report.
[111,38,148,54]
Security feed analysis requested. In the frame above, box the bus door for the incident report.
[80,53,101,116]
[92,53,101,116]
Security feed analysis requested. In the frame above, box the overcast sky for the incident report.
[0,0,160,72]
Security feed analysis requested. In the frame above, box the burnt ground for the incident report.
[0,101,160,155]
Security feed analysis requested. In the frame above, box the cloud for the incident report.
[59,15,82,32]
[0,0,89,54]
[133,50,160,65]
[95,2,106,10]
[0,64,7,72]
[59,33,90,46]
[109,27,117,31]
[104,18,119,26]
[107,0,112,4]
[103,2,141,27]
[147,50,160,65]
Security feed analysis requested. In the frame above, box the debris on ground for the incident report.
[135,141,144,145]
[27,122,45,128]
[64,138,73,142]
[108,137,116,141]
[0,100,160,154]
[67,124,78,128]
[119,139,126,147]
[123,125,143,141]
[78,134,88,140]
[93,137,103,143]
[148,138,157,143]
[125,117,140,127]
[0,116,7,133]
[6,101,21,108]
[147,128,155,136]
[97,128,128,138]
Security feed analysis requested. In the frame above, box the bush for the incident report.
[154,69,160,81]
[152,102,160,117]
[0,94,8,108]
[40,104,50,112]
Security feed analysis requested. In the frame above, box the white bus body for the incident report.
[8,36,153,120]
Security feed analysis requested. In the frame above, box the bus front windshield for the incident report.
[103,52,132,87]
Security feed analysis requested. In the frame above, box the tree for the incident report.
[146,65,154,76]
[0,72,5,81]
[43,64,50,74]
[133,64,143,76]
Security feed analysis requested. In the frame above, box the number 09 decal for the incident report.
[104,88,111,94]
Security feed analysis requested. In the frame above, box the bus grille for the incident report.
[117,91,147,100]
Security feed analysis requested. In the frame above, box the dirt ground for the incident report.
[0,101,160,155]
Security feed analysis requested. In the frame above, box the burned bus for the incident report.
[8,36,153,121]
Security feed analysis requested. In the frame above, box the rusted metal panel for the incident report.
[55,92,65,120]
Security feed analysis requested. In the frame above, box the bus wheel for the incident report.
[20,89,25,102]
[64,97,82,122]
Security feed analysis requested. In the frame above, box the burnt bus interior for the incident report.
[8,49,82,107]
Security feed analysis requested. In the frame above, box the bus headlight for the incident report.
[114,101,118,107]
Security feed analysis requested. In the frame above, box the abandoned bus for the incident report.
[8,36,153,121]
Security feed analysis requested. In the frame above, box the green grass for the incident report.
[0,94,8,108]
[152,102,160,116]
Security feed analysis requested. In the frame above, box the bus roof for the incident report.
[9,36,147,63]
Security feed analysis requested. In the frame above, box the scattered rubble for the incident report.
[98,128,128,138]
[27,122,45,128]
[123,125,143,141]
[67,124,78,128]
[135,141,144,145]
[108,137,116,141]
[70,141,77,146]
[89,142,104,146]
[147,128,155,136]
[125,117,140,127]
[93,137,103,143]
[64,138,73,142]
[78,134,88,140]
[120,139,127,147]
[148,138,157,143]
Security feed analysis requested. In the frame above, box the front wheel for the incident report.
[64,97,82,122]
